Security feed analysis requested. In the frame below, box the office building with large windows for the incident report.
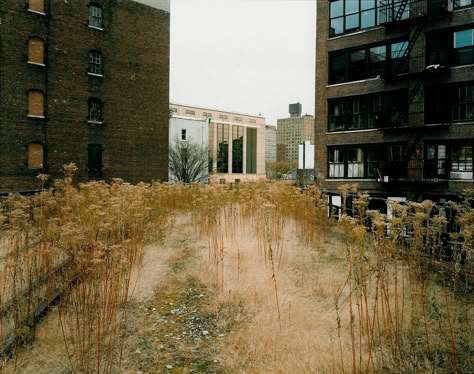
[316,0,474,212]
[169,103,266,182]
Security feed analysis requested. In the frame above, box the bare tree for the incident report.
[169,137,209,183]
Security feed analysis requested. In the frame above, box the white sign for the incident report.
[298,141,314,170]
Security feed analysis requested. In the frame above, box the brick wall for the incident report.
[315,1,474,199]
[0,0,170,192]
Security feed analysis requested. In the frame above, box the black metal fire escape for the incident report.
[379,0,451,191]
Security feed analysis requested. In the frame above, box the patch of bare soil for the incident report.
[121,248,227,373]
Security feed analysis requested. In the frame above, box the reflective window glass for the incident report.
[345,14,360,30]
[330,18,344,36]
[454,29,473,49]
[330,0,344,17]
[346,0,359,14]
[361,0,375,10]
[361,10,375,28]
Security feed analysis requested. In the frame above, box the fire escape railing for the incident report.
[378,0,451,183]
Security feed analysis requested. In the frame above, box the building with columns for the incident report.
[169,103,266,182]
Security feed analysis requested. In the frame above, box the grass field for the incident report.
[0,170,472,373]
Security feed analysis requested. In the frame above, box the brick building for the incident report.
[277,103,315,163]
[0,0,170,192]
[316,0,474,211]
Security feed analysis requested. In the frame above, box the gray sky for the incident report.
[170,0,316,124]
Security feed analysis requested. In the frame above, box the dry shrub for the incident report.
[0,166,172,372]
[0,176,472,373]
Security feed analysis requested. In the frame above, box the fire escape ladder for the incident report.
[393,79,423,127]
[394,0,410,22]
[403,23,423,61]
[407,79,423,105]
[405,130,424,162]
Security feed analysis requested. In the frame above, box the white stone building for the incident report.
[169,103,266,182]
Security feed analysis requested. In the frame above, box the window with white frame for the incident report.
[88,4,102,28]
[347,148,365,177]
[329,149,344,178]
[88,50,102,75]
[451,145,473,174]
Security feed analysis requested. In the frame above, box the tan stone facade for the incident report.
[276,115,315,163]
[169,104,266,182]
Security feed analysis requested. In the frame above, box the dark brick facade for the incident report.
[316,1,474,202]
[0,0,170,192]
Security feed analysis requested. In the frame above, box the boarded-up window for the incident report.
[29,0,44,13]
[28,90,44,116]
[28,143,44,169]
[28,38,44,64]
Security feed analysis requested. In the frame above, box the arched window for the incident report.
[28,90,44,117]
[29,0,45,13]
[28,37,44,65]
[28,143,44,169]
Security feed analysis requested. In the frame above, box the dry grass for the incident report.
[0,173,472,373]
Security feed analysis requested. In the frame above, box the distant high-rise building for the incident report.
[0,0,170,192]
[169,103,266,182]
[265,125,277,162]
[277,103,315,163]
[316,0,474,208]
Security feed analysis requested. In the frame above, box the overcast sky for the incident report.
[169,0,316,125]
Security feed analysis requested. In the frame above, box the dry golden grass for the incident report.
[0,173,472,373]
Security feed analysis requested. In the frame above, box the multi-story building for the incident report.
[168,116,209,183]
[169,103,266,182]
[277,103,315,163]
[265,124,277,162]
[316,0,474,212]
[0,0,170,192]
